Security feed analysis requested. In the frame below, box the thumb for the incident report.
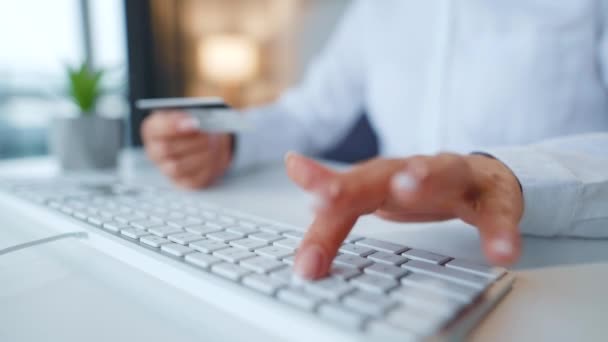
[475,213,521,266]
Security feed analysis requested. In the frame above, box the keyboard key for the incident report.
[190,239,230,253]
[342,290,398,317]
[120,228,151,239]
[161,243,195,257]
[249,232,283,243]
[140,235,171,248]
[318,303,367,330]
[167,232,204,245]
[339,243,375,257]
[207,231,243,243]
[148,226,183,237]
[199,209,217,219]
[259,225,290,234]
[164,212,185,220]
[167,218,204,229]
[185,252,221,269]
[87,216,108,227]
[445,259,506,280]
[102,222,129,233]
[114,214,146,224]
[282,230,305,240]
[184,225,223,235]
[203,220,233,229]
[230,238,268,251]
[350,274,399,294]
[269,267,294,282]
[329,265,362,280]
[304,277,355,300]
[282,255,295,265]
[355,238,409,254]
[400,273,479,303]
[130,219,163,230]
[237,220,258,229]
[242,274,288,295]
[364,263,409,279]
[211,262,252,281]
[217,215,237,224]
[401,260,489,289]
[73,211,88,220]
[240,256,286,273]
[59,206,74,215]
[227,225,258,236]
[367,251,408,266]
[277,288,323,311]
[333,254,373,269]
[273,238,300,250]
[213,247,257,263]
[344,234,365,244]
[402,249,451,265]
[255,246,294,260]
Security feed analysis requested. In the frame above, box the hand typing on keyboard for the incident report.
[284,152,523,280]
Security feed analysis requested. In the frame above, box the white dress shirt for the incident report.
[233,0,608,237]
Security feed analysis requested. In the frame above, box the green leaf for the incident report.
[66,61,105,115]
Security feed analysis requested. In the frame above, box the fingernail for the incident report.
[408,160,429,180]
[285,151,299,168]
[311,193,328,212]
[177,117,199,132]
[326,181,341,199]
[294,244,325,279]
[392,172,418,193]
[285,152,312,185]
[490,238,513,257]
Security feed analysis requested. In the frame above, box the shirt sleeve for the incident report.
[484,133,608,238]
[483,6,608,238]
[231,0,368,171]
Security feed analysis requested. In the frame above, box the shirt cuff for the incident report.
[481,146,581,237]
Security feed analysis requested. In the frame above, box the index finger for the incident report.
[141,110,200,141]
[294,212,359,280]
[286,154,406,280]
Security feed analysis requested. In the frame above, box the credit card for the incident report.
[135,97,253,133]
[186,108,252,133]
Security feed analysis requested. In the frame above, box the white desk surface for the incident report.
[1,151,607,342]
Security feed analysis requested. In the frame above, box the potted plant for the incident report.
[49,62,123,171]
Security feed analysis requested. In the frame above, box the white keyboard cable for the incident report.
[0,231,89,256]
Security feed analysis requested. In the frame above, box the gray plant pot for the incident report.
[49,116,123,171]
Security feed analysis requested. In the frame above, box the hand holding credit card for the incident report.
[136,97,253,133]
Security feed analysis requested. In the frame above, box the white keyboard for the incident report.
[0,180,514,341]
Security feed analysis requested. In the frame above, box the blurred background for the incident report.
[0,0,356,160]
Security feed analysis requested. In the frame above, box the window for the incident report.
[0,0,127,159]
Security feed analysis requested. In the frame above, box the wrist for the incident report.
[466,154,524,221]
[218,134,234,173]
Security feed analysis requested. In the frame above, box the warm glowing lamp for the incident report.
[198,34,260,86]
